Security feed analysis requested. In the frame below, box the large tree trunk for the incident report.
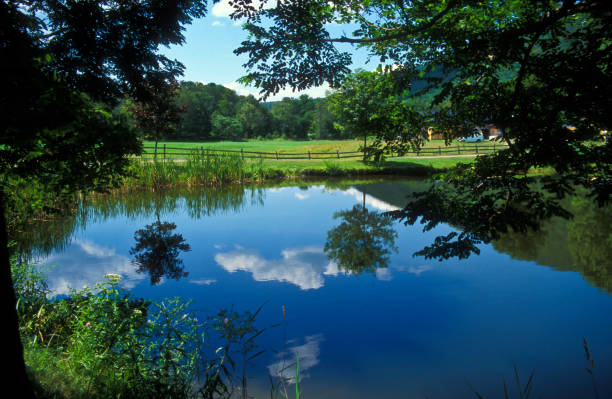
[0,190,34,397]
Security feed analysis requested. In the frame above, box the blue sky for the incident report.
[161,0,375,101]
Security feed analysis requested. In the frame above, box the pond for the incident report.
[21,178,612,398]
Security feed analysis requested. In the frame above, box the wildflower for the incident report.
[224,317,229,325]
[85,322,91,327]
[182,314,188,319]
[104,273,122,282]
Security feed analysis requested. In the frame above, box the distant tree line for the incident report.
[153,81,346,141]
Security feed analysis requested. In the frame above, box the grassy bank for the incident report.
[123,145,482,189]
[142,138,503,153]
[14,261,278,399]
[123,147,555,190]
[123,156,450,189]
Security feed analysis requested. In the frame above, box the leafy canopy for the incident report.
[232,0,612,259]
[1,0,209,392]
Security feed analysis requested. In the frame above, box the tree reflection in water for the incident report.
[493,195,612,293]
[325,191,397,275]
[129,221,191,285]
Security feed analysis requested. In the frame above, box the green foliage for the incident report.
[311,98,342,139]
[325,203,398,275]
[130,79,184,147]
[328,69,423,158]
[130,221,191,285]
[232,0,612,260]
[12,264,271,399]
[1,0,208,391]
[271,95,315,140]
[173,81,344,141]
[211,112,245,141]
[492,191,612,293]
[208,305,272,399]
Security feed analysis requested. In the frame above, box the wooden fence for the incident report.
[141,143,509,160]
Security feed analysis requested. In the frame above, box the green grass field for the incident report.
[139,139,485,173]
[143,138,505,151]
[121,138,554,190]
[142,138,505,160]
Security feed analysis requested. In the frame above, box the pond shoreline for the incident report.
[120,156,450,191]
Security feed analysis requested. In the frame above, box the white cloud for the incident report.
[214,246,340,290]
[341,188,401,212]
[376,268,393,281]
[294,192,309,200]
[212,0,274,25]
[408,265,432,276]
[222,81,332,101]
[38,239,145,297]
[268,334,324,383]
[394,264,433,276]
[190,278,217,286]
[211,20,225,27]
[211,0,236,18]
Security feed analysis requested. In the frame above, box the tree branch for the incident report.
[325,0,456,44]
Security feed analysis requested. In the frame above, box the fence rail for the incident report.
[140,143,509,160]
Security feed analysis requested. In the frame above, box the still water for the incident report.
[24,179,612,398]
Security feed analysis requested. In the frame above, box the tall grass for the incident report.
[123,149,430,190]
[13,260,274,399]
[125,150,268,190]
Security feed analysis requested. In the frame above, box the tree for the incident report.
[130,221,191,285]
[236,95,273,138]
[327,69,426,160]
[325,191,398,274]
[211,112,244,140]
[175,81,215,140]
[311,97,342,139]
[270,95,314,139]
[232,0,612,258]
[130,79,184,158]
[1,0,206,393]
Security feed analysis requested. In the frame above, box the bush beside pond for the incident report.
[12,260,271,399]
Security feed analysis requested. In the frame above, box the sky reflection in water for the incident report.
[32,180,612,399]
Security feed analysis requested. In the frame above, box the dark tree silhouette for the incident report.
[130,221,191,285]
[1,0,207,393]
[130,79,185,158]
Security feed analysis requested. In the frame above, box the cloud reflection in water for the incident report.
[38,239,144,296]
[268,334,324,383]
[214,246,339,290]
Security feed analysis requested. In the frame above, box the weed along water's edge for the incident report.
[122,152,463,190]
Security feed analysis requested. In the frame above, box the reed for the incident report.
[124,150,262,189]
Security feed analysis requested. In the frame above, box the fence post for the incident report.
[457,145,461,155]
[438,146,442,155]
[276,151,279,160]
[163,144,166,160]
[337,150,340,159]
[308,150,311,160]
[475,143,478,154]
[493,143,496,152]
[241,148,244,160]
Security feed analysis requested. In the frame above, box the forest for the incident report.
[165,81,344,141]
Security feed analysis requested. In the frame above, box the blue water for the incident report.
[35,181,612,398]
